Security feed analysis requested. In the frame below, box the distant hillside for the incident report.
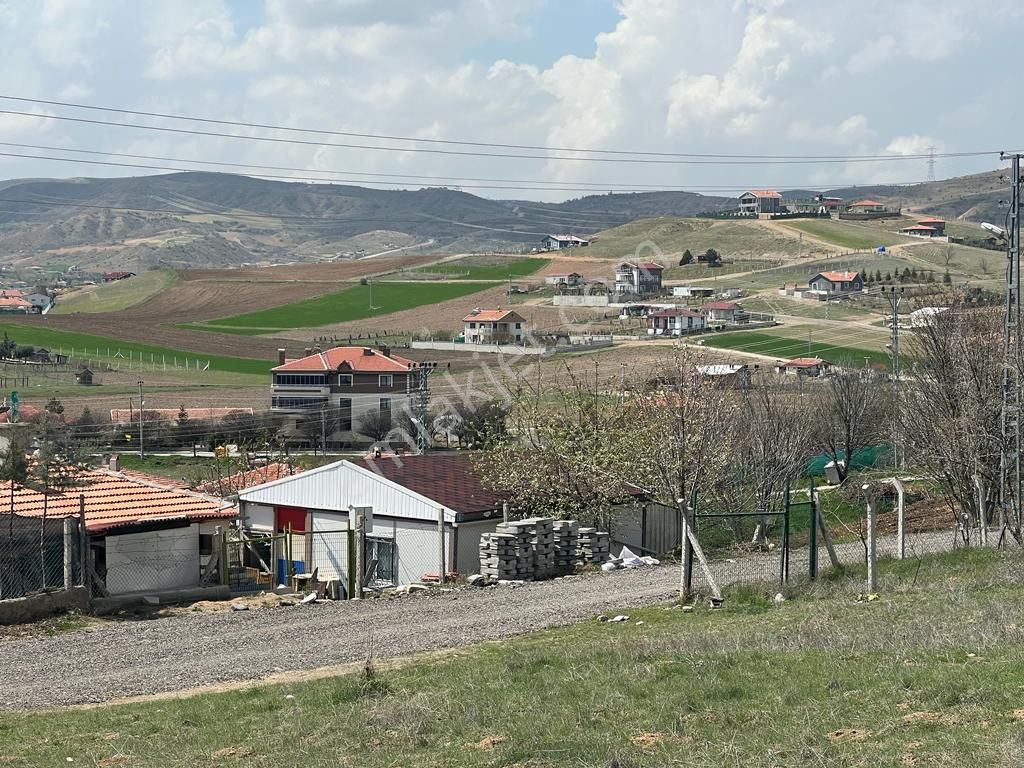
[0,172,733,270]
[0,169,1007,272]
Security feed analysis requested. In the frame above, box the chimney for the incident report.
[109,454,120,472]
[277,348,286,366]
[381,345,391,358]
[363,347,374,356]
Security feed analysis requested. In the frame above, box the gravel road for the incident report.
[0,528,958,711]
[0,565,682,710]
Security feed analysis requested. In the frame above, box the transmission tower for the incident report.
[1000,152,1023,539]
[926,145,937,183]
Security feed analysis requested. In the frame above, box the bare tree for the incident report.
[817,364,889,482]
[901,300,1004,539]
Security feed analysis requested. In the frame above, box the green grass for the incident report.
[409,257,549,280]
[191,281,492,333]
[740,296,869,321]
[52,270,177,315]
[780,219,912,250]
[6,549,1024,766]
[702,329,890,367]
[0,323,272,376]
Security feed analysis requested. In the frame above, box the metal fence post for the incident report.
[866,491,878,592]
[892,478,906,558]
[808,476,818,580]
[354,510,364,600]
[781,480,791,584]
[437,507,446,585]
[62,517,74,591]
[346,529,356,600]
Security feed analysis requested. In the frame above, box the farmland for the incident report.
[778,219,913,250]
[190,281,493,334]
[406,257,550,281]
[52,270,177,315]
[701,327,890,367]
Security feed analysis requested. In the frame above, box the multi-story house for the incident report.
[462,309,527,344]
[271,346,418,442]
[615,261,664,296]
[738,190,782,215]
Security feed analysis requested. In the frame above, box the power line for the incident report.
[0,107,1003,166]
[1,95,1006,162]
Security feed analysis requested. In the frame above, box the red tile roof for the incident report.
[814,271,861,282]
[785,357,828,368]
[901,225,938,232]
[749,190,781,198]
[274,346,416,373]
[463,309,525,323]
[703,301,740,311]
[916,217,945,224]
[356,454,503,514]
[0,296,32,310]
[109,407,254,424]
[0,470,234,533]
[195,463,301,497]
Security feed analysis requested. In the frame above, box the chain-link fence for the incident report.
[0,512,85,600]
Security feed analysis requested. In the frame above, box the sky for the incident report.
[0,0,1019,201]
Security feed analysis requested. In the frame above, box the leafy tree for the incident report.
[679,249,694,266]
[943,270,952,285]
[176,405,189,428]
[442,399,510,449]
[703,248,722,267]
[357,409,393,442]
[0,333,16,359]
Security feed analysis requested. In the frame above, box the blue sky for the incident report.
[0,0,1019,201]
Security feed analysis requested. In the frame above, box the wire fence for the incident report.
[0,512,85,600]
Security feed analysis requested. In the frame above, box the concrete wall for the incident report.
[105,525,201,595]
[0,586,90,626]
[553,294,609,307]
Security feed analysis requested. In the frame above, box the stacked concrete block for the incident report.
[478,532,519,580]
[526,518,556,579]
[553,520,580,574]
[577,528,611,564]
[495,521,534,580]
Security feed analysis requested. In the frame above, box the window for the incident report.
[379,397,391,412]
[339,374,353,387]
[273,374,326,387]
[378,374,393,388]
[469,322,476,329]
[515,322,522,329]
[272,396,328,410]
[339,398,352,431]
[199,534,213,557]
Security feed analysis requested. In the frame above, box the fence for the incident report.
[0,512,85,600]
[682,477,959,597]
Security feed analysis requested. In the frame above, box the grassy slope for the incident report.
[0,322,271,376]
[52,270,177,315]
[411,257,550,280]
[584,217,810,261]
[779,219,913,250]
[5,549,1024,766]
[193,281,492,333]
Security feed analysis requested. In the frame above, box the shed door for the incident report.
[275,505,307,533]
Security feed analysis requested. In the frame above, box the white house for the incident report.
[647,308,706,336]
[544,272,583,287]
[236,454,507,586]
[541,235,589,250]
[702,300,743,324]
[671,286,715,299]
[808,271,864,295]
[738,190,782,215]
[463,309,527,344]
[615,262,664,296]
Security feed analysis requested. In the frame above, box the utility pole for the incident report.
[884,287,904,469]
[999,152,1023,538]
[412,362,436,453]
[137,379,144,458]
[320,407,327,456]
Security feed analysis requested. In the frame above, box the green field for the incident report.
[780,219,912,250]
[702,328,890,367]
[409,257,549,280]
[7,549,1024,765]
[0,323,271,376]
[51,270,177,315]
[193,281,492,333]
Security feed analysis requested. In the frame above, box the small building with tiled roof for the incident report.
[847,200,887,212]
[541,234,590,250]
[195,462,301,498]
[271,346,420,448]
[809,270,864,295]
[702,300,744,324]
[109,407,254,424]
[780,357,831,377]
[0,469,235,595]
[647,307,706,336]
[462,308,527,344]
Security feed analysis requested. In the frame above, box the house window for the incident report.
[339,374,353,387]
[379,374,393,388]
[274,374,326,387]
[469,322,476,329]
[199,534,213,557]
[379,398,392,429]
[339,398,352,431]
[515,322,522,329]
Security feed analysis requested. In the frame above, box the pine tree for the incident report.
[885,271,892,282]
[901,267,911,283]
[875,269,883,283]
